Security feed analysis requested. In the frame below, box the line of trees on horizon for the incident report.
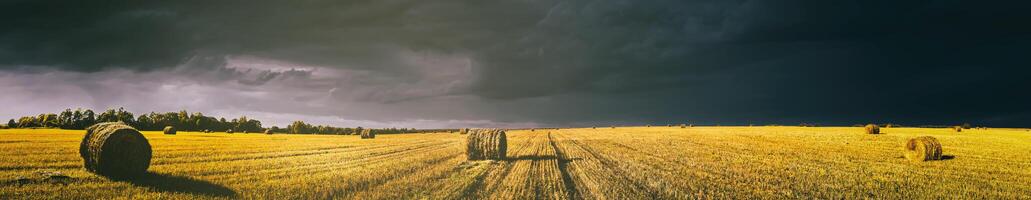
[3,108,453,135]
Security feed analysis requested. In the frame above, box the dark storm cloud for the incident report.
[2,0,1030,127]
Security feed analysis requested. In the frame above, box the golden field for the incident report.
[2,126,1031,199]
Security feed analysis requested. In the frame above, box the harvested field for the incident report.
[2,127,1031,199]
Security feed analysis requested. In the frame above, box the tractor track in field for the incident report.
[548,132,581,200]
[553,131,668,199]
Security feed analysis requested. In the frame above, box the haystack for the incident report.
[465,129,507,160]
[679,124,686,128]
[163,126,176,135]
[459,128,469,135]
[953,126,963,132]
[360,129,376,139]
[865,124,880,134]
[79,122,152,178]
[904,136,943,162]
[226,129,234,134]
[265,129,273,134]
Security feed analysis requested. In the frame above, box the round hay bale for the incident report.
[360,129,376,139]
[904,136,943,162]
[679,124,686,128]
[459,128,469,135]
[265,129,273,134]
[203,129,211,133]
[79,122,152,179]
[465,129,507,161]
[952,126,962,132]
[864,124,880,134]
[226,129,234,134]
[163,126,176,135]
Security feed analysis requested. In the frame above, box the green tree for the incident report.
[6,119,14,128]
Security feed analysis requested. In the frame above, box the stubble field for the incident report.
[2,126,1030,199]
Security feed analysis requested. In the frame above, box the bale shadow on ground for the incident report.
[940,155,956,160]
[112,172,237,197]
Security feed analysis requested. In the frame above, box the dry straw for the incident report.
[865,124,880,134]
[361,129,376,139]
[465,129,507,161]
[79,122,152,179]
[163,126,176,135]
[904,136,943,162]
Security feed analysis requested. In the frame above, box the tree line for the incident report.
[4,107,454,135]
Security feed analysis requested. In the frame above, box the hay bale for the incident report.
[163,126,176,135]
[265,129,273,134]
[679,124,686,128]
[226,129,234,134]
[204,129,211,133]
[466,129,507,160]
[953,126,962,132]
[79,122,152,179]
[360,129,376,139]
[904,136,943,162]
[865,124,880,134]
[459,128,469,134]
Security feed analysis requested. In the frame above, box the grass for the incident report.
[2,127,1030,199]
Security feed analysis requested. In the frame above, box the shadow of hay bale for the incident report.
[111,172,236,197]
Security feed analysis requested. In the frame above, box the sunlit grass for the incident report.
[2,127,1030,199]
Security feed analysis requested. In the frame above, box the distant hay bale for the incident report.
[465,129,507,161]
[953,126,962,132]
[530,129,535,132]
[679,124,686,128]
[226,129,234,134]
[360,129,376,139]
[204,129,211,133]
[646,124,651,127]
[459,128,469,134]
[904,136,943,162]
[79,122,152,179]
[592,126,596,129]
[865,124,880,134]
[265,129,273,134]
[163,126,176,135]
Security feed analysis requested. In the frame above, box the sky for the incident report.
[1,0,1030,128]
